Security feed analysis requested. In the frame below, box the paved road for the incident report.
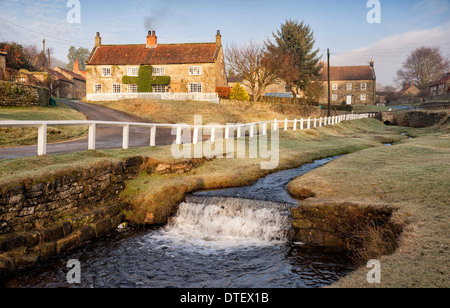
[0,100,177,159]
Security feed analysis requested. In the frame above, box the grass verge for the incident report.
[84,99,321,125]
[0,100,88,147]
[287,124,450,288]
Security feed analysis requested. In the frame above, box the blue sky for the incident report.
[0,0,449,85]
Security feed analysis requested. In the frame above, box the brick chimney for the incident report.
[216,30,222,47]
[146,30,157,48]
[95,32,102,47]
[74,59,79,73]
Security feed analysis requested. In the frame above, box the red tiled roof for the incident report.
[87,43,218,66]
[46,69,71,83]
[55,67,86,81]
[430,74,450,87]
[320,66,375,81]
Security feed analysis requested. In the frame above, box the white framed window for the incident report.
[332,94,338,101]
[152,85,166,93]
[152,66,165,76]
[94,84,102,94]
[127,84,138,93]
[102,67,111,77]
[332,83,338,91]
[127,67,139,77]
[361,83,367,91]
[112,84,122,94]
[346,83,353,91]
[188,83,202,93]
[189,65,202,76]
[360,94,367,101]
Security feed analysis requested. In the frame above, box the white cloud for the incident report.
[331,23,450,85]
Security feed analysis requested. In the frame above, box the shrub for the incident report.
[122,66,171,93]
[215,86,231,99]
[229,83,250,102]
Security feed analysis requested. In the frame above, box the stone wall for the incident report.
[291,201,400,251]
[0,81,51,107]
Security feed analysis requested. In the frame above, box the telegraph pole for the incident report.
[327,48,331,117]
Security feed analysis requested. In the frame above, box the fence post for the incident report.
[314,118,317,128]
[284,119,288,131]
[176,126,182,145]
[37,124,47,156]
[307,118,311,129]
[225,126,230,140]
[193,127,199,144]
[123,124,130,150]
[250,124,255,138]
[319,117,322,127]
[237,125,242,138]
[262,122,267,135]
[88,123,96,150]
[210,127,216,143]
[293,119,297,131]
[150,126,156,147]
[300,118,304,130]
[273,119,278,131]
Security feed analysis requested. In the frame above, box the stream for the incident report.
[1,156,355,288]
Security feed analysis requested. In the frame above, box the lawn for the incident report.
[287,124,450,288]
[84,98,322,125]
[0,100,88,147]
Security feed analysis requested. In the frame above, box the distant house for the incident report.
[430,73,450,97]
[0,51,6,81]
[46,69,73,98]
[85,30,227,98]
[53,66,86,99]
[398,82,421,97]
[319,61,376,105]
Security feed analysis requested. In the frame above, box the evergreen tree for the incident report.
[229,83,250,101]
[67,46,90,71]
[266,19,322,94]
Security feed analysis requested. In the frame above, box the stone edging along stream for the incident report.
[0,151,404,278]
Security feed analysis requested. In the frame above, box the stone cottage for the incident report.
[319,61,376,105]
[430,73,450,97]
[0,51,6,81]
[53,66,86,99]
[85,30,228,97]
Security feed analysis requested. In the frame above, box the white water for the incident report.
[147,199,291,251]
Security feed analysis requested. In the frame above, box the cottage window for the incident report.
[361,83,367,90]
[112,84,122,93]
[189,83,202,93]
[127,67,139,77]
[346,83,353,91]
[360,94,367,101]
[102,67,111,77]
[189,66,202,76]
[332,94,338,101]
[94,84,102,93]
[127,84,138,93]
[332,83,338,91]
[153,66,165,76]
[153,85,166,93]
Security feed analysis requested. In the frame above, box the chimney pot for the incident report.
[95,32,102,47]
[146,31,157,48]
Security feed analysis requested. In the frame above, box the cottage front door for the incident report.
[346,95,352,105]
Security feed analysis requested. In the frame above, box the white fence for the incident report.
[0,113,376,156]
[86,92,220,104]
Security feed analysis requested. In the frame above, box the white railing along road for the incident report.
[0,113,376,156]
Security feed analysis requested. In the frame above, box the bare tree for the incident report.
[396,46,449,91]
[225,42,279,102]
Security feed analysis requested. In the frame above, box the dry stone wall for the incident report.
[0,81,51,107]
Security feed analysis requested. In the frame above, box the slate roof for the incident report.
[320,66,375,81]
[87,43,218,66]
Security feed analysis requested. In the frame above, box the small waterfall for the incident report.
[152,196,293,250]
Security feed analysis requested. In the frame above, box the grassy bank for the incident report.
[287,123,450,288]
[0,100,88,148]
[118,118,409,225]
[85,99,321,125]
